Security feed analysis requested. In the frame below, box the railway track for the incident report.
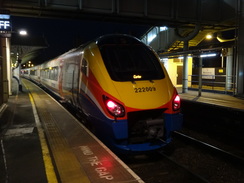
[120,130,244,183]
[119,151,209,183]
[158,131,244,183]
[172,131,244,165]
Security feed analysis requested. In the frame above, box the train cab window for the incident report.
[81,59,88,76]
[98,37,165,81]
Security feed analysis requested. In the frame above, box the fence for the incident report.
[188,74,235,95]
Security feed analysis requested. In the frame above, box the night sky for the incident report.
[12,16,150,64]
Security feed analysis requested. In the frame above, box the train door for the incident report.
[177,65,183,85]
[79,58,89,93]
[62,60,79,106]
[77,58,89,109]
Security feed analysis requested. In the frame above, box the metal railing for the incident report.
[188,74,236,95]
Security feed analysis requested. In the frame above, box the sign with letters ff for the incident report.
[0,14,11,31]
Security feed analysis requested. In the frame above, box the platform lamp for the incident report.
[18,29,27,36]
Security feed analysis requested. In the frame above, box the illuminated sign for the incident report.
[133,74,142,79]
[0,20,11,31]
[0,14,10,19]
[0,14,11,31]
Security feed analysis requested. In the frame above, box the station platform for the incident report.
[1,79,244,183]
[177,88,244,112]
[0,78,144,183]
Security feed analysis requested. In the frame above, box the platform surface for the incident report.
[0,78,144,183]
[177,88,244,111]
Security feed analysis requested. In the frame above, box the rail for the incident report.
[173,131,244,165]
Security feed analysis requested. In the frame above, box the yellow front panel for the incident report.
[112,79,174,109]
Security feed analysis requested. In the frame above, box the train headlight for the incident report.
[173,95,181,111]
[104,97,125,117]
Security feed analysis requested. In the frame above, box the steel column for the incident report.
[236,0,244,96]
[0,37,11,102]
[198,57,203,97]
[182,40,189,93]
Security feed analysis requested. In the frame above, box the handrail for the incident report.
[187,74,235,95]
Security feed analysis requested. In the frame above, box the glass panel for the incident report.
[99,36,164,81]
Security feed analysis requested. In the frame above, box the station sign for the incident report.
[0,14,11,32]
[0,20,11,31]
[202,68,215,79]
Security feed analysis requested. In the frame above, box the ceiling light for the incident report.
[206,34,213,39]
[19,30,27,36]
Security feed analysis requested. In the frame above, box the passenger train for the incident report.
[21,34,183,153]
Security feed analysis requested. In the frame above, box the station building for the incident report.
[0,0,243,109]
[141,26,236,95]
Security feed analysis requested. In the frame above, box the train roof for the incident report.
[34,34,144,66]
[96,34,142,45]
[77,34,143,49]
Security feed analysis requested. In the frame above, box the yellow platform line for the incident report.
[23,79,91,183]
[32,93,91,183]
[28,92,58,183]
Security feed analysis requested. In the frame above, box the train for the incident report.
[21,34,183,153]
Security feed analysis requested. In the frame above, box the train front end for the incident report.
[85,34,183,153]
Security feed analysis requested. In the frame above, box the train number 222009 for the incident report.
[134,86,156,93]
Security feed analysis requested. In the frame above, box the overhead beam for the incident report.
[0,0,237,27]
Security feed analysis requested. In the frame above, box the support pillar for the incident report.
[0,36,11,103]
[236,0,244,96]
[226,48,233,91]
[6,38,11,96]
[0,41,3,105]
[182,40,189,93]
[198,57,203,96]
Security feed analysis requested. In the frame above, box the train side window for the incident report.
[41,69,45,78]
[54,67,59,81]
[50,68,54,80]
[81,59,88,76]
[46,69,50,79]
[49,67,59,80]
[42,68,49,79]
[30,70,36,75]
